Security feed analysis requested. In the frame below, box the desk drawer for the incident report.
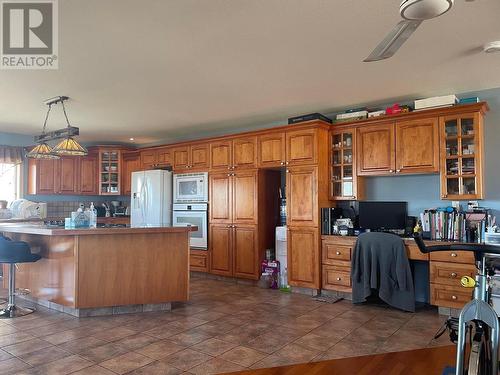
[406,244,429,261]
[322,243,352,264]
[430,261,476,287]
[430,284,472,309]
[430,250,475,264]
[322,265,351,289]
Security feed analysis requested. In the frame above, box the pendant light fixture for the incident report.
[26,102,60,159]
[51,98,88,156]
[27,96,88,159]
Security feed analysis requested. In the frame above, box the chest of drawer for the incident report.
[429,250,475,264]
[430,284,472,309]
[430,261,476,287]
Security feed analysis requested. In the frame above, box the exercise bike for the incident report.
[414,233,500,375]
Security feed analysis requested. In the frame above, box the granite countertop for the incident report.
[0,223,198,236]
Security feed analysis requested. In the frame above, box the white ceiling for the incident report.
[1,0,499,145]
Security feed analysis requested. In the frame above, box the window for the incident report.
[0,162,21,205]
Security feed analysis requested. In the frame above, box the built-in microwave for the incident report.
[173,172,209,203]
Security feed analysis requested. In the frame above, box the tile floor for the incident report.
[0,276,451,375]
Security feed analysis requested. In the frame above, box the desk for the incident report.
[321,235,476,309]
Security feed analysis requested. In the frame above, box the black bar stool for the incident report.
[0,236,41,318]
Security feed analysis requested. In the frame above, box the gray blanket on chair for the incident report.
[351,232,415,312]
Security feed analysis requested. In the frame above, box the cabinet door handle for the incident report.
[336,277,342,281]
[450,272,457,278]
[280,161,285,166]
[285,161,289,165]
[227,225,231,228]
[396,169,401,173]
[389,169,394,173]
[286,169,290,173]
[451,295,457,300]
[451,253,458,257]
[335,251,341,255]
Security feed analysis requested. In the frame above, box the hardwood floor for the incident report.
[228,345,456,375]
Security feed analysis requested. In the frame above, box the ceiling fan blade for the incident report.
[363,20,423,62]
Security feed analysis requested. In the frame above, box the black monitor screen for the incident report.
[358,201,407,230]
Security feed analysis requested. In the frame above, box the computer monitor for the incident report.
[358,201,408,231]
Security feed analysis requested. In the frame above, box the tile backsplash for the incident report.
[43,199,129,218]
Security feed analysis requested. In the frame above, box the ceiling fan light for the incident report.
[400,0,454,20]
[26,142,60,159]
[52,137,88,156]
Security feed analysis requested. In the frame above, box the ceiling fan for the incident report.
[364,0,476,62]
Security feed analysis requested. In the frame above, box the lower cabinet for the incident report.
[287,227,320,289]
[209,224,259,280]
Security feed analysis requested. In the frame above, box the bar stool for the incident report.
[0,236,41,318]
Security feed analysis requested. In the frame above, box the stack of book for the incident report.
[420,208,466,241]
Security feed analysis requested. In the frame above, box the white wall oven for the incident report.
[173,172,208,203]
[173,203,208,249]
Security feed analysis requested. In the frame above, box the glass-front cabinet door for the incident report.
[330,129,362,200]
[440,113,484,200]
[99,149,122,195]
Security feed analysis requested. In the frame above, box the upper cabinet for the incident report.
[256,126,322,168]
[122,151,141,196]
[210,137,257,170]
[357,123,396,175]
[440,112,484,200]
[286,128,318,166]
[257,132,286,168]
[98,149,122,195]
[357,118,439,176]
[395,118,439,174]
[28,153,98,196]
[78,153,99,195]
[173,143,209,171]
[330,129,363,200]
[140,147,172,170]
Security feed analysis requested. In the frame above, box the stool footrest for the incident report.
[0,305,36,319]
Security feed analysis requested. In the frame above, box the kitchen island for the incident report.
[0,224,196,316]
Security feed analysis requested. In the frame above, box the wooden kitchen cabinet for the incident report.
[257,132,286,168]
[440,112,484,200]
[209,172,232,223]
[357,123,396,175]
[286,166,318,227]
[286,128,318,166]
[396,117,439,174]
[79,153,99,195]
[190,249,208,272]
[28,156,95,195]
[121,152,141,195]
[210,137,257,170]
[209,224,233,276]
[287,227,320,289]
[210,140,232,170]
[232,170,258,224]
[209,169,280,280]
[232,136,257,169]
[140,147,172,169]
[330,129,363,200]
[173,143,209,171]
[172,146,190,170]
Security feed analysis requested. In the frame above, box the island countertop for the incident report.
[0,223,198,236]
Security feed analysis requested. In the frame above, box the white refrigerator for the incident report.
[131,170,172,227]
